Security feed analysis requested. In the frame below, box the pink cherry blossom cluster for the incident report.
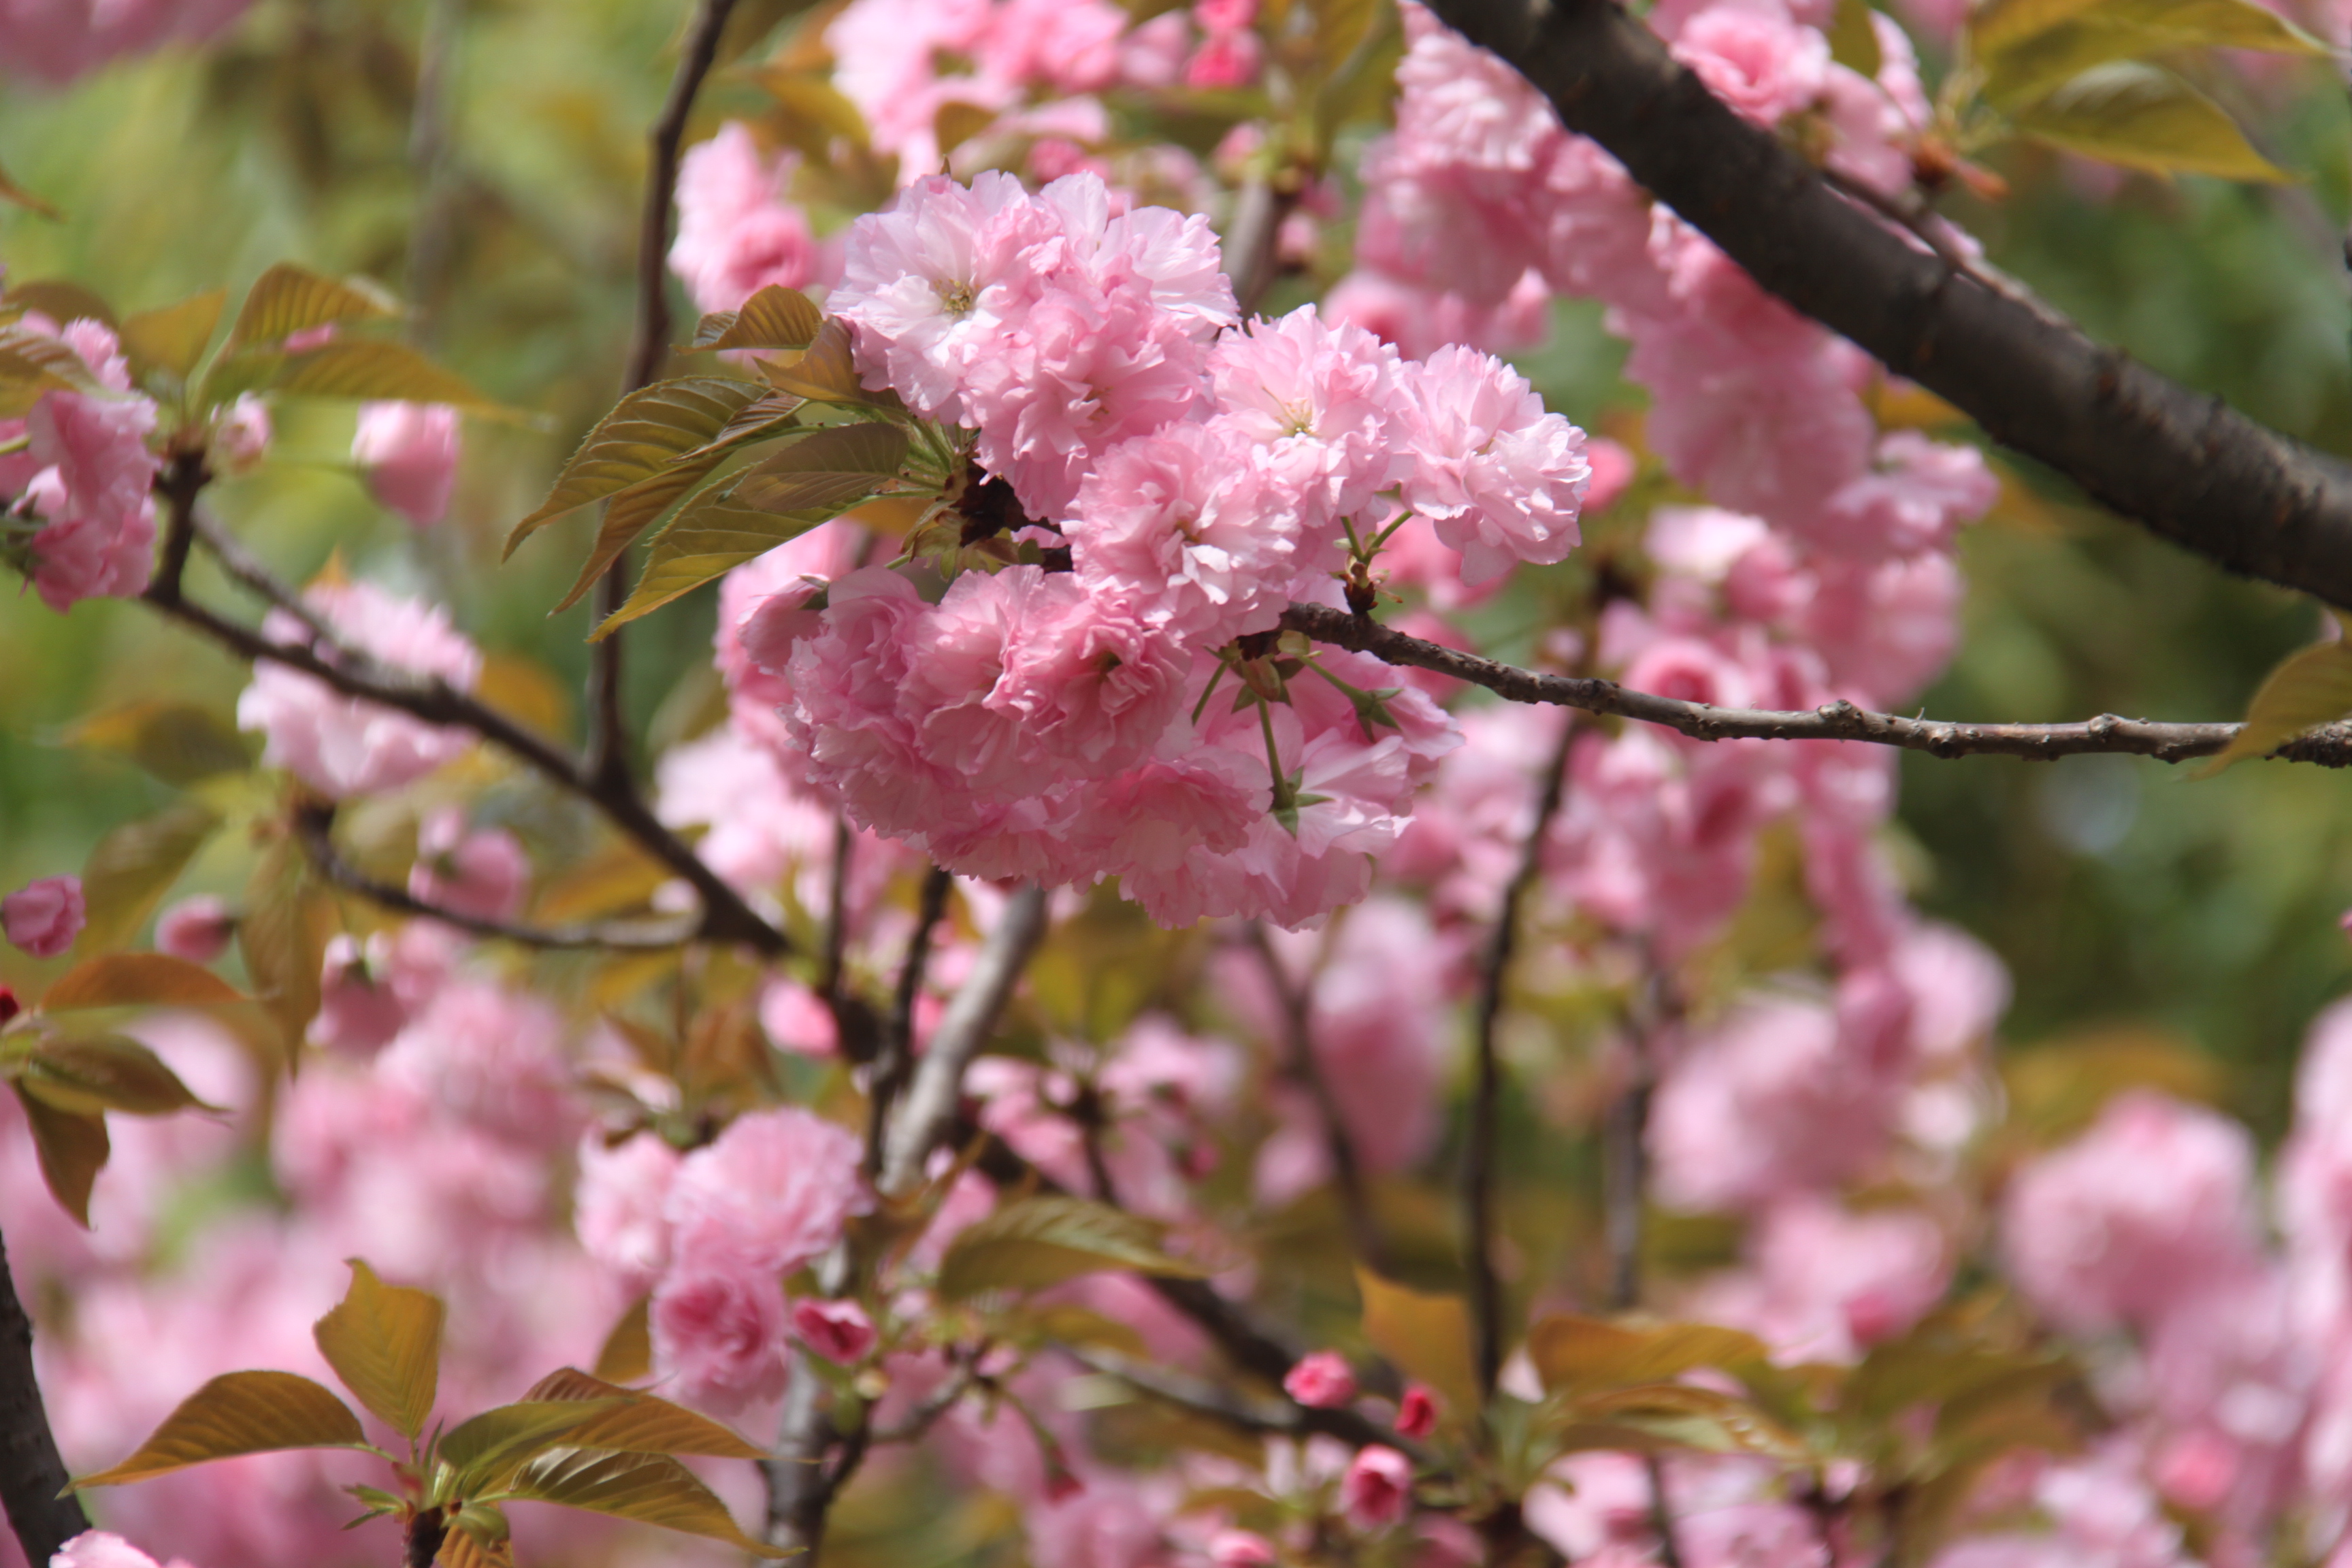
[725,171,1588,926]
[0,314,159,611]
[0,0,252,85]
[668,122,837,316]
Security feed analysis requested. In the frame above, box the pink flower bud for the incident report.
[1282,1350,1356,1409]
[310,933,409,1057]
[52,1531,174,1568]
[1339,1446,1413,1531]
[408,807,529,924]
[283,324,339,353]
[352,401,460,528]
[1394,1384,1439,1439]
[212,393,272,474]
[154,895,234,964]
[1209,1529,1277,1567]
[3,875,84,958]
[790,1297,877,1364]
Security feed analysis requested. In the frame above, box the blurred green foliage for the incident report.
[5,0,2351,1141]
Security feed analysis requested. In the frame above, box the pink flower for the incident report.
[16,374,161,610]
[1670,6,1831,125]
[235,579,483,798]
[1341,1445,1414,1529]
[1394,1384,1440,1438]
[576,1130,683,1288]
[665,1106,873,1277]
[0,0,254,85]
[350,402,459,527]
[791,1297,879,1363]
[651,1254,790,1413]
[1284,1350,1358,1408]
[669,122,831,314]
[211,393,271,474]
[406,806,529,924]
[1209,1529,1277,1568]
[1395,344,1588,584]
[1205,305,1410,532]
[154,895,234,963]
[2003,1090,2266,1335]
[50,1531,200,1568]
[1184,27,1261,86]
[3,875,84,958]
[309,933,412,1057]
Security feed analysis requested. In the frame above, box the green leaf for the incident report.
[936,1195,1212,1300]
[1972,0,2110,59]
[1311,0,1382,70]
[751,69,872,155]
[550,459,732,613]
[1526,1314,1769,1395]
[491,1448,789,1554]
[239,840,336,1057]
[1356,1267,1479,1424]
[2010,61,2288,181]
[685,286,824,354]
[313,1259,446,1441]
[224,263,397,353]
[44,951,247,1011]
[1549,1382,1810,1461]
[13,1084,107,1227]
[592,1296,653,1383]
[437,1512,515,1568]
[72,804,223,956]
[0,324,100,418]
[761,317,892,406]
[15,1034,221,1117]
[2198,629,2352,774]
[270,340,500,411]
[519,1367,769,1459]
[934,101,998,159]
[1827,0,1884,76]
[678,391,806,463]
[437,1400,622,1487]
[732,421,908,512]
[70,1370,370,1487]
[67,700,252,786]
[0,157,59,218]
[120,289,229,385]
[504,376,770,557]
[1982,0,2323,108]
[587,486,836,639]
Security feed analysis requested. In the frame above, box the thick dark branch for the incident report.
[865,864,955,1178]
[0,1228,89,1565]
[1463,720,1575,1405]
[1423,0,2352,609]
[142,480,789,955]
[1243,922,1384,1267]
[1281,603,2352,766]
[293,802,693,951]
[591,0,744,793]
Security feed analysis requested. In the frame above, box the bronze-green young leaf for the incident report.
[239,839,336,1058]
[519,1367,768,1459]
[2197,632,2352,774]
[1356,1267,1480,1423]
[223,262,397,353]
[1526,1314,1770,1396]
[588,485,843,638]
[491,1448,789,1555]
[70,1371,370,1487]
[2010,61,2289,182]
[314,1259,446,1441]
[1980,0,2323,108]
[3,280,113,329]
[760,317,896,407]
[505,376,770,557]
[591,1296,652,1383]
[436,1399,624,1488]
[17,1034,222,1117]
[13,1083,107,1227]
[119,289,229,385]
[66,700,251,787]
[71,801,226,957]
[269,340,502,412]
[685,285,824,353]
[1548,1382,1809,1461]
[0,325,101,418]
[44,951,246,1011]
[936,1195,1212,1300]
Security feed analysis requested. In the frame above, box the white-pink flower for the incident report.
[664,1105,872,1277]
[350,402,459,528]
[3,875,84,958]
[1396,344,1588,584]
[651,1253,790,1413]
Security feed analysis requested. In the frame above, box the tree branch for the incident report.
[877,884,1051,1198]
[1463,718,1576,1405]
[865,864,954,1179]
[1280,603,2352,765]
[293,801,693,951]
[591,0,744,794]
[142,472,789,954]
[0,1226,89,1566]
[1243,922,1384,1267]
[1421,0,2352,609]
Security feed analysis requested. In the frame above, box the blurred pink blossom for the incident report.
[3,875,83,958]
[350,402,459,528]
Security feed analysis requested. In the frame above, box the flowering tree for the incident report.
[3,0,2352,1565]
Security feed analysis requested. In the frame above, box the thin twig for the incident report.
[865,864,954,1179]
[1607,966,1681,1568]
[0,1226,88,1565]
[1244,921,1383,1266]
[591,0,745,793]
[1280,602,2352,766]
[1463,717,1576,1404]
[878,884,1050,1198]
[142,472,789,955]
[189,506,335,642]
[293,802,693,951]
[870,1350,980,1446]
